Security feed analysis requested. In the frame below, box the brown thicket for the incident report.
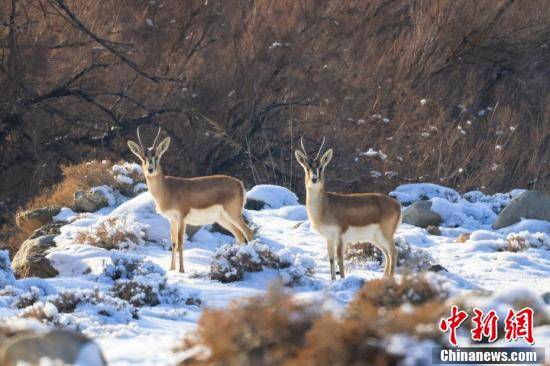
[179,277,447,365]
[1,0,548,213]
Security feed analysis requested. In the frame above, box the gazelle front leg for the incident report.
[169,219,177,271]
[326,239,336,280]
[337,239,346,279]
[178,220,186,273]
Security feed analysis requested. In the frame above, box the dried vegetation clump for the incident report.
[210,241,314,285]
[346,239,432,272]
[501,232,550,252]
[74,216,145,250]
[179,276,448,365]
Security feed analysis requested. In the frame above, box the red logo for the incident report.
[471,308,499,342]
[439,305,469,346]
[439,306,535,346]
[504,307,535,344]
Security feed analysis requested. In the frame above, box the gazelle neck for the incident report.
[144,166,167,200]
[305,182,327,221]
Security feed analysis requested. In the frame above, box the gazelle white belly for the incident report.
[341,224,382,245]
[184,205,224,225]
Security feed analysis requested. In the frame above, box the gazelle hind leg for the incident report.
[222,210,253,242]
[376,232,396,277]
[217,216,245,244]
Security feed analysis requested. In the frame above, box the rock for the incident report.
[542,292,550,305]
[428,264,448,273]
[493,190,550,229]
[15,206,61,234]
[245,198,265,210]
[12,235,59,278]
[0,329,106,366]
[29,222,64,240]
[185,225,201,240]
[210,223,232,236]
[426,225,441,236]
[74,188,110,212]
[402,200,442,228]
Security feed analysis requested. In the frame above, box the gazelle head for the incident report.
[127,126,171,176]
[294,136,333,189]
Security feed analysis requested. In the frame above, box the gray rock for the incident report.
[0,329,106,366]
[542,292,550,305]
[493,190,550,229]
[245,198,265,210]
[402,200,442,228]
[185,225,202,240]
[74,189,109,212]
[428,264,448,273]
[15,206,61,233]
[12,235,59,278]
[29,222,64,240]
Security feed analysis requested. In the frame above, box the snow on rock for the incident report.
[53,207,78,223]
[246,185,299,209]
[0,250,15,288]
[390,183,461,204]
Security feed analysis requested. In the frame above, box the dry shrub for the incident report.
[456,233,471,243]
[113,280,160,307]
[25,161,115,211]
[19,301,59,323]
[349,275,447,310]
[501,232,550,252]
[180,286,318,366]
[345,240,432,272]
[180,277,447,365]
[74,216,144,250]
[210,242,286,283]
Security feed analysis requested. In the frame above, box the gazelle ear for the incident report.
[295,150,308,168]
[156,137,171,159]
[320,148,333,167]
[127,140,144,162]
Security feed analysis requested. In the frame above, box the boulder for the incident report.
[74,188,110,212]
[185,225,202,240]
[29,222,64,240]
[15,206,61,234]
[12,235,59,278]
[402,200,442,228]
[428,264,448,273]
[0,329,106,366]
[493,190,550,229]
[245,198,266,210]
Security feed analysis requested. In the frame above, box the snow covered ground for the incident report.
[0,176,549,365]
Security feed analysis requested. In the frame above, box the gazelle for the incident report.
[295,137,401,280]
[127,127,253,272]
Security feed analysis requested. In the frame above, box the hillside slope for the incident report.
[0,0,549,209]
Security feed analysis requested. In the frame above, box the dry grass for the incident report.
[179,276,447,365]
[1,161,117,256]
[25,161,115,211]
